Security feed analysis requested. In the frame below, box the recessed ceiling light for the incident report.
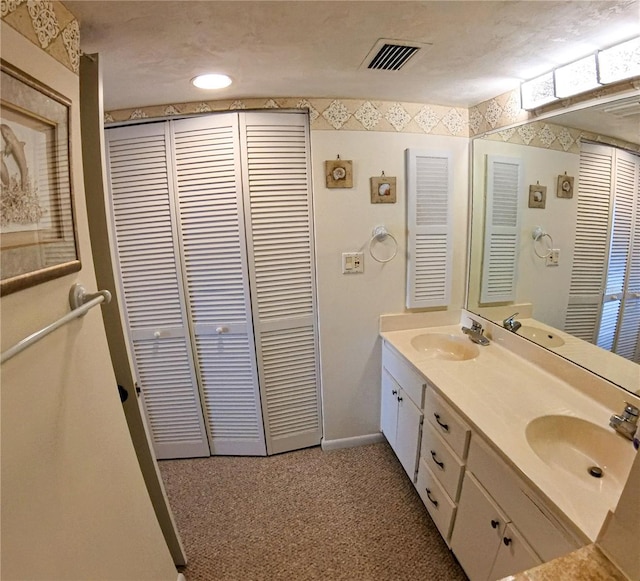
[191,73,232,90]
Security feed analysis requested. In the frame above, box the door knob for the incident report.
[216,326,229,334]
[153,331,161,339]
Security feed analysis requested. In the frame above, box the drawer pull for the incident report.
[434,413,449,432]
[425,488,439,507]
[503,537,512,546]
[391,389,398,395]
[491,519,500,529]
[397,396,403,402]
[430,450,445,470]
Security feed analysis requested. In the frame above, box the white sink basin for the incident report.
[525,415,633,503]
[410,333,479,361]
[517,325,565,348]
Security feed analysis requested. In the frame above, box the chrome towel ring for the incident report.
[369,225,398,263]
[531,226,553,259]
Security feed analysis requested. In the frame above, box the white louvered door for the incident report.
[406,149,453,309]
[239,112,322,455]
[565,143,613,341]
[610,149,640,361]
[171,115,267,455]
[106,111,320,459]
[480,156,522,304]
[105,123,210,459]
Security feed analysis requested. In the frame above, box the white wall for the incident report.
[470,139,580,328]
[311,131,469,442]
[0,23,177,581]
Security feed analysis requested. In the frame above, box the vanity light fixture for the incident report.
[191,73,232,90]
[520,35,639,110]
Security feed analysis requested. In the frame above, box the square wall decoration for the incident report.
[370,176,397,204]
[557,174,574,198]
[325,159,353,188]
[528,184,547,209]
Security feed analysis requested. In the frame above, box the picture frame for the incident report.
[528,184,547,209]
[0,61,80,296]
[325,159,353,188]
[556,174,574,199]
[370,176,397,204]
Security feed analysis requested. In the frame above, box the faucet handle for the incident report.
[503,311,519,323]
[469,318,483,332]
[623,402,639,419]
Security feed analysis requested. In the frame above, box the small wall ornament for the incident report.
[556,173,574,199]
[528,182,547,209]
[370,171,397,204]
[325,155,353,188]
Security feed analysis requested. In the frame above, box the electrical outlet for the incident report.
[342,252,364,274]
[546,249,560,267]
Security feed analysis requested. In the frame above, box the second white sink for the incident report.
[517,325,565,348]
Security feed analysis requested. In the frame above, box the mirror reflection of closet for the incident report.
[468,94,640,396]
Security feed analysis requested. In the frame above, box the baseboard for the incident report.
[177,573,186,581]
[321,432,385,451]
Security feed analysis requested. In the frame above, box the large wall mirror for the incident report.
[467,90,640,396]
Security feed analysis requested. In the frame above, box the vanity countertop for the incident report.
[380,323,635,543]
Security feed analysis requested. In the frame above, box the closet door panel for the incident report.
[172,115,267,456]
[106,123,210,459]
[240,112,322,455]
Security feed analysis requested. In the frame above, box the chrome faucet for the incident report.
[610,403,639,440]
[462,318,490,346]
[503,312,522,333]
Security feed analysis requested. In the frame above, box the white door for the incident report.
[105,122,210,459]
[172,114,267,455]
[394,390,422,482]
[380,369,399,445]
[239,112,322,455]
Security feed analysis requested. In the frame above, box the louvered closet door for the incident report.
[172,115,267,455]
[565,143,612,341]
[239,112,322,455]
[480,156,522,304]
[105,123,210,459]
[612,150,640,361]
[406,149,453,309]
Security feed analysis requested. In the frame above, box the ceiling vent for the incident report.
[600,96,640,118]
[360,38,431,72]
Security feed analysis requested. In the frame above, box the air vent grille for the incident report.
[368,43,421,71]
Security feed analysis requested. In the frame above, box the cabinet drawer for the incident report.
[416,457,456,543]
[467,436,580,562]
[421,421,465,501]
[425,388,471,459]
[382,343,425,408]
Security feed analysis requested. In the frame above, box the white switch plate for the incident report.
[546,249,560,266]
[342,252,364,274]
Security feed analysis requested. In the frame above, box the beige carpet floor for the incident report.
[159,442,468,581]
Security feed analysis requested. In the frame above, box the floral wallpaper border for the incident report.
[482,120,640,154]
[1,0,80,73]
[105,97,471,137]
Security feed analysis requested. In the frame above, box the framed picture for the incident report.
[370,176,396,204]
[557,174,574,198]
[325,159,353,188]
[0,61,80,296]
[528,184,547,209]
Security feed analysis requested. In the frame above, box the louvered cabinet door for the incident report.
[172,115,267,456]
[406,149,453,309]
[614,151,640,362]
[105,123,210,459]
[239,112,322,455]
[565,143,612,341]
[481,156,522,304]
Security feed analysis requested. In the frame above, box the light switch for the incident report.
[342,252,364,274]
[546,249,560,267]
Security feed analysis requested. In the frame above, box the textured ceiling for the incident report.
[66,0,640,111]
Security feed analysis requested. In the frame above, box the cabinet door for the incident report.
[450,472,506,581]
[106,123,210,460]
[395,389,422,482]
[239,112,322,455]
[380,369,399,447]
[172,114,266,456]
[488,523,541,581]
